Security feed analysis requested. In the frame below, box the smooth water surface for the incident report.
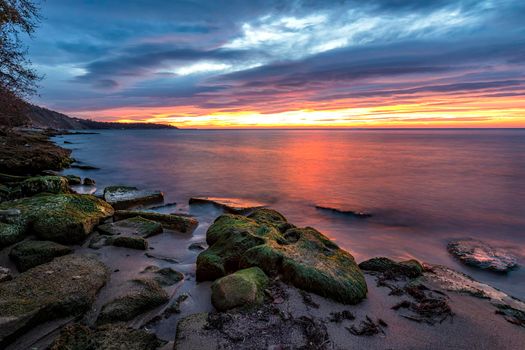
[57,129,525,299]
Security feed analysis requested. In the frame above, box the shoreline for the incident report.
[0,128,524,349]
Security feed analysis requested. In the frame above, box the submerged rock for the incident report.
[113,210,198,233]
[197,208,367,304]
[0,194,114,245]
[97,278,169,324]
[103,186,164,210]
[141,265,184,286]
[189,196,266,213]
[211,267,269,311]
[49,323,162,350]
[97,216,163,237]
[447,239,518,272]
[315,205,372,218]
[0,255,108,344]
[0,266,11,282]
[189,241,206,251]
[110,235,149,250]
[9,240,72,272]
[359,257,424,278]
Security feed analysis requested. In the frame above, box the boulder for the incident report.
[141,265,184,286]
[9,240,73,272]
[447,239,518,272]
[110,235,148,250]
[49,323,162,350]
[189,196,266,213]
[211,267,269,311]
[65,174,81,185]
[103,186,164,210]
[113,210,198,233]
[83,177,96,186]
[197,208,367,304]
[19,176,69,196]
[359,257,424,278]
[0,255,108,344]
[0,266,11,282]
[0,194,114,245]
[97,216,163,237]
[97,278,169,324]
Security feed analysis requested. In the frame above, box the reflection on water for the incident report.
[57,129,525,299]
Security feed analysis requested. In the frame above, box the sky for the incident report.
[25,0,525,128]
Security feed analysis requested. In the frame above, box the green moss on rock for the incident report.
[0,255,108,344]
[97,216,163,237]
[0,194,114,244]
[113,210,198,233]
[358,257,424,278]
[0,222,25,248]
[109,235,148,250]
[97,278,169,324]
[65,174,82,185]
[49,323,162,350]
[211,267,269,311]
[9,240,73,272]
[20,176,69,196]
[197,209,367,304]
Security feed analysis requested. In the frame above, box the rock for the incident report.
[211,267,269,311]
[103,186,164,210]
[0,208,20,224]
[83,177,96,186]
[97,216,163,237]
[88,233,148,251]
[0,194,114,245]
[424,263,525,327]
[359,257,424,278]
[189,242,206,251]
[141,265,184,286]
[113,210,198,233]
[197,208,367,304]
[0,255,108,344]
[189,196,266,213]
[49,323,162,350]
[19,176,70,196]
[65,174,81,185]
[110,235,148,250]
[447,239,518,272]
[0,266,11,282]
[0,129,73,175]
[9,240,73,272]
[97,278,169,324]
[70,164,100,170]
[315,205,372,218]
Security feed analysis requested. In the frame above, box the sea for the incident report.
[55,128,525,300]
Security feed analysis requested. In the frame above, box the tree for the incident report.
[0,0,40,123]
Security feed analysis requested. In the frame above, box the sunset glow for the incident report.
[27,1,525,128]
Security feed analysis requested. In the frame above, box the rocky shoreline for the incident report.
[0,128,524,349]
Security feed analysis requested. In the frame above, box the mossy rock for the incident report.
[211,267,269,311]
[0,222,25,248]
[49,323,162,350]
[109,235,148,250]
[358,257,424,278]
[9,240,73,272]
[97,278,169,324]
[19,176,69,196]
[0,255,109,344]
[103,186,164,210]
[65,174,82,185]
[97,216,163,237]
[114,210,198,233]
[141,265,184,286]
[0,194,114,245]
[197,209,367,304]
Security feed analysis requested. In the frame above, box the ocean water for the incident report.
[56,129,525,299]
